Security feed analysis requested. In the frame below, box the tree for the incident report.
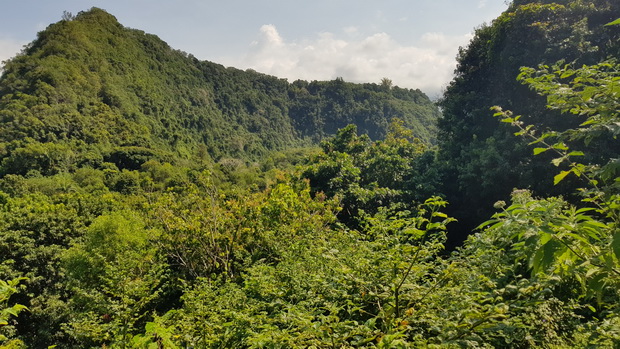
[63,212,168,347]
[437,0,620,242]
[303,121,431,229]
[482,58,620,346]
[492,58,620,289]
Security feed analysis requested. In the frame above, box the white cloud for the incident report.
[254,24,284,47]
[0,37,25,68]
[343,26,359,36]
[229,25,472,98]
[478,0,488,9]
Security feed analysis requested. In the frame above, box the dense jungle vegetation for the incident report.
[1,0,619,347]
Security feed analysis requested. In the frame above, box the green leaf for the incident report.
[532,239,563,275]
[539,226,555,236]
[539,232,552,245]
[552,142,568,151]
[533,147,549,155]
[554,170,571,185]
[551,157,565,167]
[604,18,620,26]
[476,219,502,231]
[587,273,607,303]
[575,207,596,214]
[564,232,590,245]
[560,70,575,79]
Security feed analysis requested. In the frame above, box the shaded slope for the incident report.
[437,0,620,241]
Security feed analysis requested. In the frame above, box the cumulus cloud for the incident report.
[230,25,472,98]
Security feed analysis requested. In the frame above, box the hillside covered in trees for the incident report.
[0,7,438,177]
[1,1,619,348]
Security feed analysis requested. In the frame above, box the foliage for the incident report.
[492,59,620,299]
[0,278,27,347]
[0,7,439,179]
[131,197,455,348]
[63,212,169,347]
[288,78,439,143]
[302,119,437,229]
[487,57,620,347]
[436,0,620,240]
[0,2,619,348]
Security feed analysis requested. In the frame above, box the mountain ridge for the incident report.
[0,7,440,175]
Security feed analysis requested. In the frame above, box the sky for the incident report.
[0,1,510,98]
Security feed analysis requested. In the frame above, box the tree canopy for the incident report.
[1,2,619,348]
[0,8,439,180]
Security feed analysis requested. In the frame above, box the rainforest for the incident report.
[1,0,619,347]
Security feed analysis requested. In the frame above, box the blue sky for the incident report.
[0,1,509,97]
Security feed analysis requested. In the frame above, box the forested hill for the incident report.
[1,1,620,347]
[0,7,439,175]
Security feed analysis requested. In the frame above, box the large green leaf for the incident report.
[553,170,572,185]
[532,239,563,274]
[604,18,620,26]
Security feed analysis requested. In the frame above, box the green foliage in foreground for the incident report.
[0,57,618,347]
[0,278,27,348]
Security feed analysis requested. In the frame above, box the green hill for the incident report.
[0,8,439,176]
